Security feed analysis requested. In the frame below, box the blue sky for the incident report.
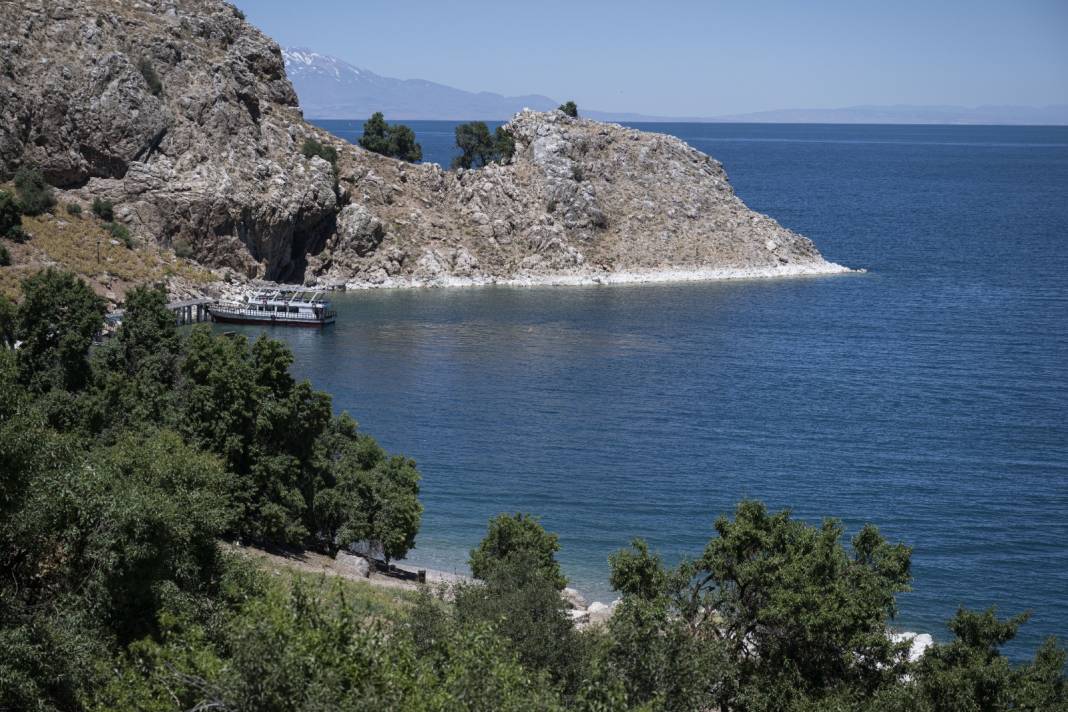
[239,0,1068,116]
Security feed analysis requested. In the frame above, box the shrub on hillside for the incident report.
[138,58,162,96]
[107,222,133,249]
[13,165,55,216]
[0,243,10,267]
[65,202,82,217]
[301,137,338,169]
[5,225,28,244]
[91,197,114,222]
[558,100,578,118]
[0,190,21,236]
[173,238,194,259]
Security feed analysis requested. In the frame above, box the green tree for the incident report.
[494,126,516,163]
[454,549,583,693]
[0,296,16,348]
[92,285,183,429]
[559,101,579,118]
[0,190,21,235]
[453,121,496,169]
[179,329,335,546]
[604,501,915,711]
[0,422,236,709]
[388,123,423,162]
[358,112,391,155]
[15,269,105,392]
[453,123,515,169]
[470,512,567,590]
[313,414,422,562]
[13,165,55,216]
[905,607,1068,711]
[359,113,423,162]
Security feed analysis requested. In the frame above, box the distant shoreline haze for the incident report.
[285,48,1068,126]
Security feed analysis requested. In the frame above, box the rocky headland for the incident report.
[1,0,850,300]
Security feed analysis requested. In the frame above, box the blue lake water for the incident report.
[268,121,1068,659]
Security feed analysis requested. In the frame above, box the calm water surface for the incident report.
[251,122,1068,658]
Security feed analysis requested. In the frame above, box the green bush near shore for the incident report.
[0,271,1064,711]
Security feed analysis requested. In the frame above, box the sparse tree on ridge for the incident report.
[452,122,515,169]
[558,100,578,118]
[359,112,423,162]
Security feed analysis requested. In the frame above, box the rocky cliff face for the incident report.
[1,0,336,281]
[310,111,847,287]
[0,0,847,291]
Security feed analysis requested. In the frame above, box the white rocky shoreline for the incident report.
[322,260,860,292]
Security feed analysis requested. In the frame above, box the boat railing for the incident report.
[211,305,333,322]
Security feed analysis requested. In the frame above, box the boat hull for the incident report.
[209,311,335,328]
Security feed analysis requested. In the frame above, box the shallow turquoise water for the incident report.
[240,122,1068,659]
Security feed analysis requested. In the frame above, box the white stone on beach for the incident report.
[562,587,588,610]
[891,631,935,662]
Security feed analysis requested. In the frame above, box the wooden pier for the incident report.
[169,298,214,326]
[105,298,214,328]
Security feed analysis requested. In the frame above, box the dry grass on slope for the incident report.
[0,194,214,305]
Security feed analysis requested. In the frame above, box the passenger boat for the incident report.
[209,288,337,327]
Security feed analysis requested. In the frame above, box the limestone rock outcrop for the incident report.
[1,0,335,281]
[1,0,847,291]
[310,109,847,287]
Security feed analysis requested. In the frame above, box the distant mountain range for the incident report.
[282,48,558,120]
[283,48,1068,126]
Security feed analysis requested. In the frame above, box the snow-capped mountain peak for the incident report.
[280,46,558,120]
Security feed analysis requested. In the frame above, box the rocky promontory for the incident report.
[1,0,849,294]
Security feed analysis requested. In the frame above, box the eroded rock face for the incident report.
[1,0,844,289]
[312,110,844,287]
[0,0,335,281]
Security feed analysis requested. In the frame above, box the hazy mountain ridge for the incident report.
[283,47,558,120]
[286,48,1068,125]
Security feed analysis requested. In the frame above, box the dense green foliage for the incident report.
[1,271,1064,711]
[0,243,9,266]
[65,201,82,216]
[13,165,55,216]
[302,137,340,169]
[4,224,27,243]
[358,112,423,162]
[451,122,516,169]
[470,512,567,590]
[559,101,579,117]
[91,197,114,222]
[0,190,21,236]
